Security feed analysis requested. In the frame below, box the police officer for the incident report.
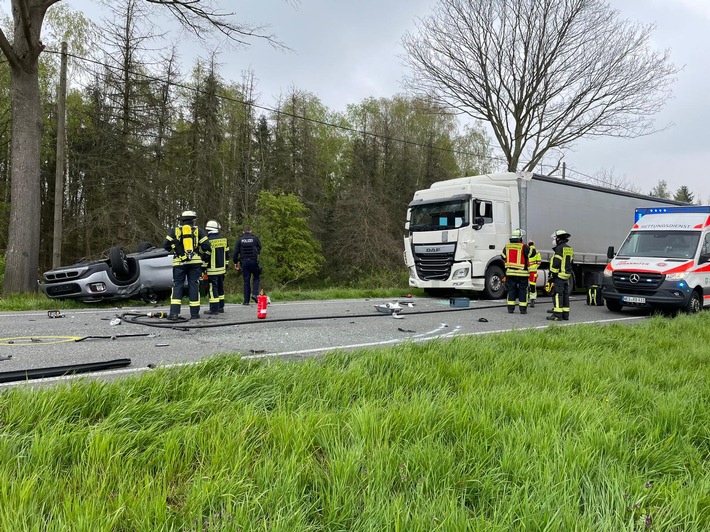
[547,229,574,321]
[527,241,542,307]
[502,229,530,314]
[203,220,230,315]
[233,225,262,305]
[163,210,210,320]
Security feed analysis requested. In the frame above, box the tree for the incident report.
[649,180,671,199]
[402,0,679,173]
[0,0,285,295]
[673,185,694,204]
[253,190,323,288]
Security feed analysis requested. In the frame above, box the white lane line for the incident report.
[413,323,449,338]
[0,315,648,387]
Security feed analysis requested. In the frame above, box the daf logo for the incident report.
[426,247,441,253]
[629,273,640,284]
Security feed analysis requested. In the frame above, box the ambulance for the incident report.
[602,206,710,313]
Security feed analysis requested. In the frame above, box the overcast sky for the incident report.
[63,0,710,202]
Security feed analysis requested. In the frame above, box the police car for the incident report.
[38,244,174,303]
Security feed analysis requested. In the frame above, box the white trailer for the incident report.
[403,172,682,298]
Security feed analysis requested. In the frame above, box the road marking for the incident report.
[0,336,83,346]
[0,314,648,387]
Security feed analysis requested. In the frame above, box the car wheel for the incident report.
[685,290,702,314]
[137,242,155,252]
[109,246,130,277]
[482,265,505,299]
[605,298,623,312]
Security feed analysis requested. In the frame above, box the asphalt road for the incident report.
[0,295,649,388]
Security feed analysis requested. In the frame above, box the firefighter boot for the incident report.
[562,312,569,321]
[508,306,515,314]
[546,313,562,321]
[520,307,527,315]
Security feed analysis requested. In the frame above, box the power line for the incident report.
[43,48,509,165]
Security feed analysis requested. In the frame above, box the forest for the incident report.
[0,4,494,289]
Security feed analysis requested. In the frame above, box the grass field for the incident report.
[1,310,709,530]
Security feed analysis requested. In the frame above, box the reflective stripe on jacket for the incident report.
[205,235,229,275]
[550,244,574,280]
[503,242,529,277]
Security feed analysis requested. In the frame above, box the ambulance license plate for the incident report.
[622,296,646,304]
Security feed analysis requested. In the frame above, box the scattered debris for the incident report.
[478,317,489,322]
[374,302,403,315]
[47,310,65,318]
[109,318,121,326]
[398,327,416,333]
[0,355,12,361]
[155,343,169,347]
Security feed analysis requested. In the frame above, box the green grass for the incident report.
[0,287,424,311]
[2,313,710,530]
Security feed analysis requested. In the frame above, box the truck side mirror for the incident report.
[405,222,410,231]
[700,254,710,264]
[607,246,615,260]
[472,217,484,230]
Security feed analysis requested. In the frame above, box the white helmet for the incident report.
[180,210,197,222]
[205,220,221,233]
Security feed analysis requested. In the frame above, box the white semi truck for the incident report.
[403,172,682,298]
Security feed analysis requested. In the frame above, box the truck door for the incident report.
[472,199,496,252]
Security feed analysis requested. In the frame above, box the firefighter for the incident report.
[527,241,542,307]
[502,229,530,314]
[547,229,574,321]
[203,220,230,315]
[163,210,210,320]
[233,226,262,305]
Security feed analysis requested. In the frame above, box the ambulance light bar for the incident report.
[635,205,710,223]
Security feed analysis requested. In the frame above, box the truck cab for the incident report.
[602,206,710,313]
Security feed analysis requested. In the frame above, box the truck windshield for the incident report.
[409,199,470,231]
[617,231,700,259]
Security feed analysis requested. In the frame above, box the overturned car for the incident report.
[39,244,174,303]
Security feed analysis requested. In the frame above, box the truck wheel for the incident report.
[483,265,505,299]
[109,246,130,277]
[605,298,623,312]
[685,291,702,314]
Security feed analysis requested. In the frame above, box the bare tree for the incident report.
[402,0,679,173]
[0,0,287,294]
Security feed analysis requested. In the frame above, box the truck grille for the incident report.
[414,252,454,281]
[612,271,664,290]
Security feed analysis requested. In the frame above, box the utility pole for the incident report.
[52,42,68,269]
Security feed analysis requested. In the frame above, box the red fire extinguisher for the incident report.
[257,289,268,319]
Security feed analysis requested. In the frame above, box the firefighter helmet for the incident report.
[510,228,524,242]
[180,210,197,222]
[205,220,221,232]
[551,229,571,240]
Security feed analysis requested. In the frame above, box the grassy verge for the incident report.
[0,288,426,312]
[2,313,710,530]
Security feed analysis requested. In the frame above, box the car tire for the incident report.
[109,246,130,277]
[605,298,623,312]
[137,242,155,252]
[685,290,702,314]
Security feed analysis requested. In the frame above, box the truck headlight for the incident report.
[452,267,470,280]
[603,269,612,277]
[665,272,686,281]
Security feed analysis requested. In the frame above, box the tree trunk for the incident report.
[2,0,45,295]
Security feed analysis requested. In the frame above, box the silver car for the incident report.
[39,244,174,303]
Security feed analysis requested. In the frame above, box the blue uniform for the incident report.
[234,231,262,304]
